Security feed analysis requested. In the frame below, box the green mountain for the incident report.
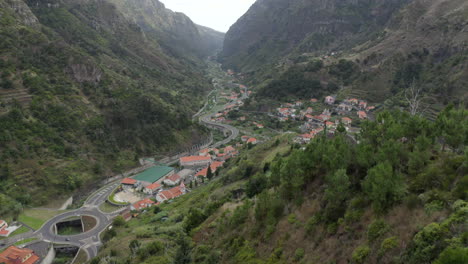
[96,109,467,264]
[221,0,468,107]
[0,0,223,214]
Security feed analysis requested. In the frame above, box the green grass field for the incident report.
[18,209,67,230]
[99,202,121,213]
[57,226,82,236]
[13,237,37,246]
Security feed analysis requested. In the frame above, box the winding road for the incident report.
[3,182,123,260]
[2,69,246,263]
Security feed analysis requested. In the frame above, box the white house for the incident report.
[163,174,181,186]
[143,182,162,195]
[325,96,336,105]
[156,182,186,203]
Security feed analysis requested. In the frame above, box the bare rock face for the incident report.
[110,0,224,58]
[69,63,102,83]
[4,0,40,26]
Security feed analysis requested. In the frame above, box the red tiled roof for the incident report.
[166,174,181,183]
[180,156,211,163]
[224,146,235,153]
[158,186,184,201]
[195,168,208,177]
[342,117,352,122]
[0,246,39,264]
[121,178,137,185]
[247,138,257,143]
[132,198,155,210]
[199,148,209,153]
[195,161,224,177]
[210,161,224,170]
[145,182,161,190]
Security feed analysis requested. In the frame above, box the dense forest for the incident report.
[95,107,467,264]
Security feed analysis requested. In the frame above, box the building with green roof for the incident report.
[132,166,175,184]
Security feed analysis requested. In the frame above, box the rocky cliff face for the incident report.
[111,0,224,59]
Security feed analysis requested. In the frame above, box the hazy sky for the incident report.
[160,0,256,32]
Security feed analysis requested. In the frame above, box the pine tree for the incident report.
[207,165,213,180]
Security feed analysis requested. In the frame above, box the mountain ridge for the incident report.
[221,0,467,106]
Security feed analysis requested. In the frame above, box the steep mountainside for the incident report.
[0,0,223,214]
[95,109,467,264]
[111,0,224,59]
[221,0,467,107]
[221,0,410,71]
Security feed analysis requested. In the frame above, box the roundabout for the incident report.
[3,183,124,261]
[37,207,116,259]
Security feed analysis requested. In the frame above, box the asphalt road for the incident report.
[38,207,114,259]
[3,182,124,260]
[2,78,246,262]
[85,182,119,207]
[200,114,240,148]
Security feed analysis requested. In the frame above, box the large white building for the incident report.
[179,156,212,167]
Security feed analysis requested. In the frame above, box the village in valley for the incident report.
[106,66,260,217]
[109,66,377,216]
[0,64,378,264]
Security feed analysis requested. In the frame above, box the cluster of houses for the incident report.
[213,84,250,123]
[180,145,239,166]
[252,121,264,129]
[119,144,244,212]
[241,136,258,145]
[280,96,376,144]
[276,100,316,122]
[0,246,40,264]
[212,98,246,123]
[119,77,255,212]
[326,96,375,118]
[118,165,190,211]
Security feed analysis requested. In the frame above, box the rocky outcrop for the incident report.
[69,63,102,84]
[1,0,39,26]
[110,0,224,58]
